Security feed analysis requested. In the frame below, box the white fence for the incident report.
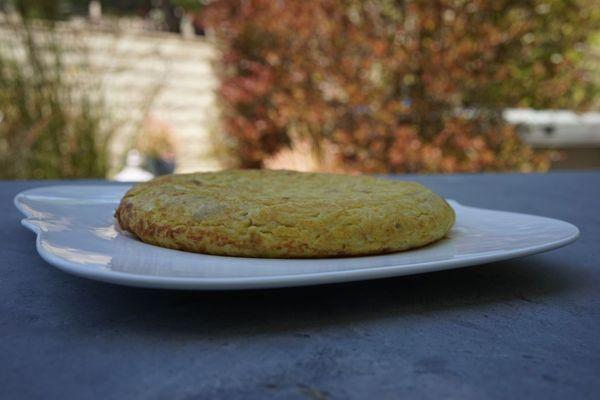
[1,20,223,174]
[93,30,223,173]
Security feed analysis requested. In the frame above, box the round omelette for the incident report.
[115,170,455,258]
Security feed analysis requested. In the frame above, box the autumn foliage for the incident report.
[202,0,597,173]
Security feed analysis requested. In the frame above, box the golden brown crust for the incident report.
[115,170,455,258]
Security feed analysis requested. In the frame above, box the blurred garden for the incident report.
[1,0,598,179]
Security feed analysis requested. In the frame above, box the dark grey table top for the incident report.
[1,172,599,400]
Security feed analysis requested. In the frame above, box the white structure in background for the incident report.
[94,32,222,174]
[0,18,222,175]
[505,108,600,148]
[113,150,154,182]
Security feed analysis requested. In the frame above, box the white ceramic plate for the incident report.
[14,185,579,290]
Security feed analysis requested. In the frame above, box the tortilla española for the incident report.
[115,170,455,258]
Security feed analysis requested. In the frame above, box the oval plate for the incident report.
[14,185,579,290]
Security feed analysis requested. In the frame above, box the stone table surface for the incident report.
[1,172,599,400]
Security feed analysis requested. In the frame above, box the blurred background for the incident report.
[0,0,598,180]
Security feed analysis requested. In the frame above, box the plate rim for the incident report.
[14,185,580,290]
